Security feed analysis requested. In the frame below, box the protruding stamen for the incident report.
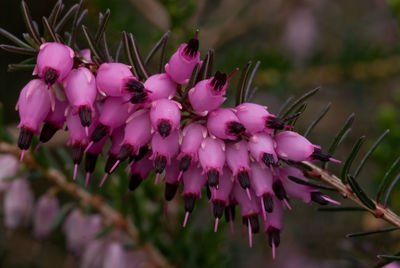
[85,126,89,137]
[283,199,292,210]
[272,238,276,260]
[248,218,252,248]
[110,160,120,173]
[246,188,251,200]
[121,191,131,201]
[73,164,78,181]
[85,172,90,187]
[84,141,94,153]
[260,197,267,221]
[99,173,109,187]
[322,195,341,205]
[34,142,42,152]
[183,211,189,227]
[177,171,183,182]
[214,218,219,233]
[154,173,160,184]
[20,150,25,163]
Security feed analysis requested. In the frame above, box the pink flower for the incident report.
[165,31,200,85]
[144,73,176,101]
[198,137,226,187]
[96,63,142,97]
[177,123,207,175]
[64,67,97,128]
[248,132,278,168]
[0,154,18,192]
[264,197,283,259]
[4,178,34,229]
[150,99,181,137]
[207,108,246,140]
[33,194,59,239]
[249,162,274,218]
[164,158,180,201]
[103,242,127,268]
[17,79,51,159]
[188,72,229,115]
[34,42,74,85]
[150,130,180,183]
[39,98,67,144]
[127,153,153,191]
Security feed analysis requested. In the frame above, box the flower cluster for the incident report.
[15,31,341,257]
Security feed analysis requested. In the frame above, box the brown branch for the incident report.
[0,142,171,268]
[303,161,400,228]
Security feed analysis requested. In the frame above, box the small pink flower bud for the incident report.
[90,97,131,143]
[275,131,341,163]
[188,72,229,115]
[17,79,51,158]
[144,73,176,101]
[226,140,252,195]
[150,99,181,137]
[33,194,59,239]
[63,209,102,256]
[235,102,289,133]
[165,32,200,85]
[182,164,207,227]
[64,67,97,128]
[248,132,278,168]
[96,63,141,97]
[39,98,68,144]
[177,123,207,175]
[103,242,127,268]
[150,130,180,183]
[0,154,18,193]
[198,137,226,187]
[207,108,246,140]
[34,42,74,85]
[4,178,34,229]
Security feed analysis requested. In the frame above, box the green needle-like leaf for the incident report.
[276,96,294,117]
[347,175,376,210]
[346,227,398,238]
[235,61,252,106]
[244,61,260,102]
[129,33,149,80]
[353,129,389,178]
[122,31,139,78]
[377,157,400,204]
[8,64,35,72]
[377,255,400,261]
[55,4,79,33]
[0,44,37,55]
[383,173,400,206]
[95,9,110,45]
[341,136,365,183]
[48,0,63,27]
[42,17,59,42]
[21,1,41,45]
[281,87,320,119]
[304,102,331,138]
[144,31,170,73]
[328,113,355,154]
[0,28,31,49]
[82,25,102,61]
[318,207,366,212]
[287,176,337,191]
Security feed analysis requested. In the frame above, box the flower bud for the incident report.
[150,99,181,137]
[165,32,200,85]
[17,79,51,157]
[188,72,228,115]
[33,194,59,239]
[64,67,97,128]
[235,102,288,133]
[207,108,246,140]
[144,73,176,101]
[248,132,278,168]
[34,42,74,85]
[4,178,34,229]
[39,98,67,144]
[96,62,141,97]
[198,137,226,187]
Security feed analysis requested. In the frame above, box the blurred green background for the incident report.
[0,0,400,267]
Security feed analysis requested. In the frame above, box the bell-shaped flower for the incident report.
[0,154,18,192]
[165,31,201,85]
[33,193,59,239]
[39,98,67,145]
[264,197,284,259]
[150,99,181,137]
[248,132,278,168]
[144,73,176,101]
[207,108,246,140]
[34,42,74,85]
[198,137,226,188]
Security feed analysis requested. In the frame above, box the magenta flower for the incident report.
[33,194,59,239]
[264,196,283,259]
[248,132,278,168]
[64,67,97,130]
[198,137,226,188]
[96,62,142,97]
[164,158,180,202]
[16,79,51,161]
[150,130,180,184]
[38,98,67,147]
[275,131,340,163]
[34,42,74,85]
[177,123,207,178]
[236,102,290,133]
[207,108,246,140]
[101,126,125,184]
[4,178,34,229]
[150,99,181,137]
[122,152,153,192]
[85,133,108,187]
[0,154,18,192]
[144,73,176,101]
[165,31,201,85]
[182,164,207,227]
